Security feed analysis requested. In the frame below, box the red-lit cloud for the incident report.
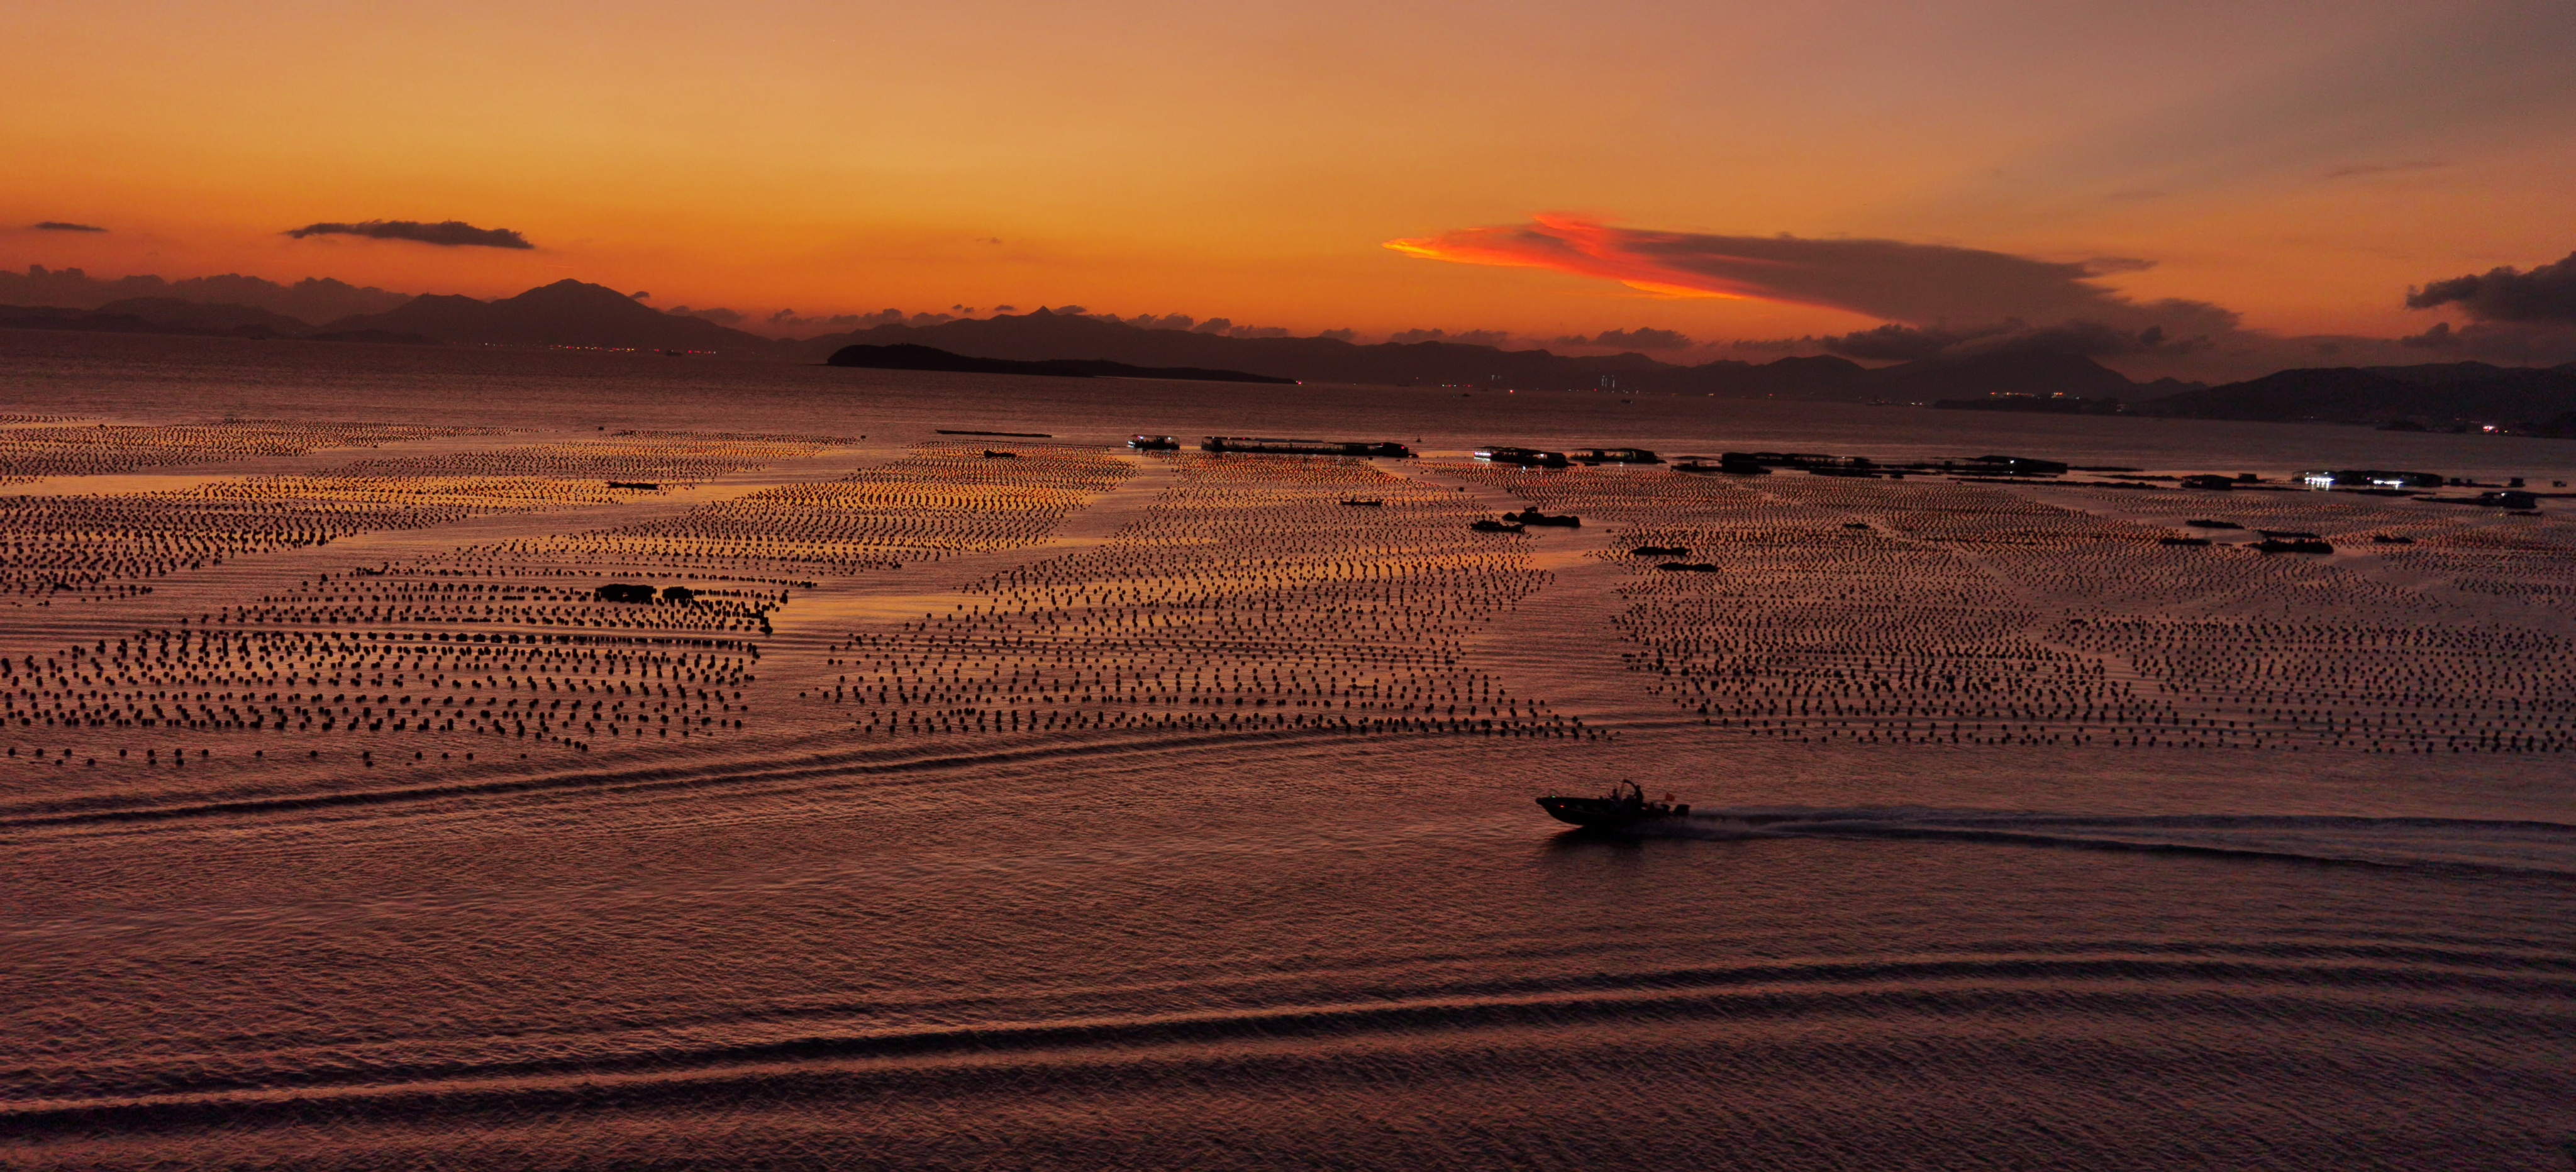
[1387,214,2235,333]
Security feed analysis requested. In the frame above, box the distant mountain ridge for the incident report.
[2141,362,2576,431]
[0,265,409,323]
[0,299,440,345]
[95,297,314,336]
[795,308,1893,399]
[317,280,765,353]
[14,274,2576,424]
[0,274,2163,400]
[1862,348,2139,403]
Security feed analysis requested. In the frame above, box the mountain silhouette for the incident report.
[0,265,408,322]
[94,297,316,337]
[794,309,1877,398]
[319,280,771,352]
[1863,348,2137,402]
[2143,362,2576,428]
[21,274,2573,412]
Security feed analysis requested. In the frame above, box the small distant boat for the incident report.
[982,450,1018,459]
[1538,780,1689,829]
[1474,446,1570,468]
[1129,434,1180,451]
[2255,537,2333,554]
[1507,508,1580,528]
[1205,436,1415,458]
[1470,518,1526,533]
[1341,498,1385,507]
[1572,448,1662,465]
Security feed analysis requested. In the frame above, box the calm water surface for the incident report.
[1,332,2570,1170]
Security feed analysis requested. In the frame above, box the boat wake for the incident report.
[1649,807,2576,878]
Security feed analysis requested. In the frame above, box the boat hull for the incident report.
[1536,796,1686,829]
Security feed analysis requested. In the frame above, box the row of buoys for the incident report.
[1447,458,2575,753]
[814,451,1596,742]
[0,420,495,479]
[0,429,874,600]
[2,440,1135,769]
[443,443,1131,581]
[340,434,836,483]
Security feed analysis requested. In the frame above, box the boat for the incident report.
[1507,508,1580,528]
[1571,448,1662,465]
[1537,780,1689,829]
[1129,434,1180,451]
[1673,454,1770,475]
[1470,518,1526,533]
[1204,436,1415,458]
[2255,537,2333,554]
[1474,446,1570,468]
[1340,497,1385,507]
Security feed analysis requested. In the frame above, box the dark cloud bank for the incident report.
[2407,252,2576,324]
[284,219,533,249]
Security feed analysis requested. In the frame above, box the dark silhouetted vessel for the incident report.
[1572,448,1662,465]
[1537,780,1689,829]
[1474,446,1570,468]
[1204,436,1415,458]
[2255,537,2334,554]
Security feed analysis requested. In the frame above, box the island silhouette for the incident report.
[824,341,1295,384]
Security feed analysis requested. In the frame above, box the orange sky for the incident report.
[5,0,2572,350]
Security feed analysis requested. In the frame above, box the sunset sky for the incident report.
[6,0,2573,367]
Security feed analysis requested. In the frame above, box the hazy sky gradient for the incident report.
[4,0,2570,347]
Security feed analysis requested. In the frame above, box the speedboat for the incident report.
[1537,781,1689,829]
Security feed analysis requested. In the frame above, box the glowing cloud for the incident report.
[1387,214,2233,333]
